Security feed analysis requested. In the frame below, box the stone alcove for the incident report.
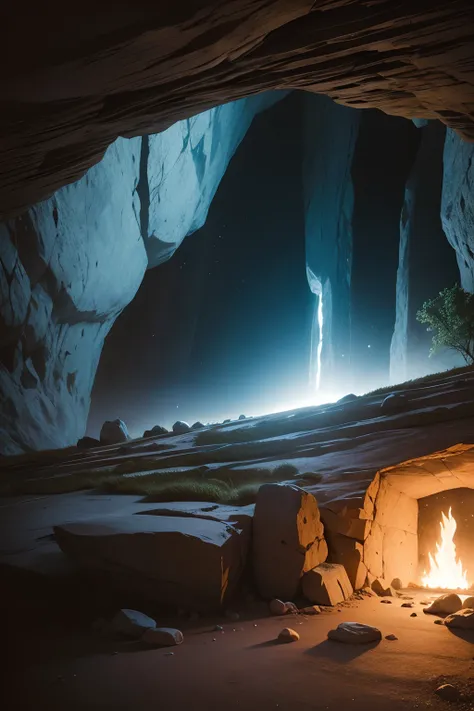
[321,444,474,591]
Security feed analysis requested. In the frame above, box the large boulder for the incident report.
[54,513,250,611]
[100,419,131,445]
[302,562,353,606]
[252,484,328,599]
[172,421,191,435]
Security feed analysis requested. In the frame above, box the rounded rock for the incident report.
[269,599,288,616]
[423,593,462,616]
[278,628,300,643]
[435,684,460,702]
[328,622,382,645]
[141,627,183,647]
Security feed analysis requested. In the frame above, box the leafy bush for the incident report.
[417,284,474,364]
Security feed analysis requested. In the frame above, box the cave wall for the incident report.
[1,2,473,218]
[0,93,281,454]
[442,130,474,292]
[303,93,360,395]
[390,122,461,383]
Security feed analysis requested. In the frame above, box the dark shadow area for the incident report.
[304,638,380,662]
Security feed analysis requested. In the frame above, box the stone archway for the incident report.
[321,444,474,589]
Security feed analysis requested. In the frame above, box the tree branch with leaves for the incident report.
[416,284,474,364]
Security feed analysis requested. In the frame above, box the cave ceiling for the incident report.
[1,1,473,218]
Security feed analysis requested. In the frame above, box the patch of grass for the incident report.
[273,462,299,478]
[100,473,262,505]
[296,471,323,484]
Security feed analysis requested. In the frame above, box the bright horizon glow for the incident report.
[421,508,469,590]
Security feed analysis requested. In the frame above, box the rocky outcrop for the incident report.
[303,94,360,395]
[1,2,473,218]
[0,94,279,454]
[442,130,474,292]
[390,122,461,383]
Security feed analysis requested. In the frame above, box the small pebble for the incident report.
[385,634,398,641]
[401,602,414,608]
[214,625,223,632]
[253,624,258,627]
[434,619,445,625]
[410,613,417,617]
[212,638,216,642]
[164,652,175,657]
[380,600,392,604]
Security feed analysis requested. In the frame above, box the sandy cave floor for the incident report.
[3,589,474,711]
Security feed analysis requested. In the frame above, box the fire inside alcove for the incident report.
[336,444,474,595]
[418,490,474,592]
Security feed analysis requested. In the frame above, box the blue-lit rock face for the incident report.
[0,138,146,454]
[303,94,360,395]
[144,94,283,268]
[390,122,460,383]
[442,130,474,292]
[0,94,281,454]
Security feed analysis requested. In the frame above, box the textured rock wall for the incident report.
[442,130,474,292]
[0,138,145,454]
[1,2,473,217]
[390,122,461,383]
[0,94,280,454]
[303,94,360,395]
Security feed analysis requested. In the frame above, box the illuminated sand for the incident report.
[4,590,473,711]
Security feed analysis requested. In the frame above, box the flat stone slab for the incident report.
[111,609,156,638]
[54,513,250,611]
[328,622,382,645]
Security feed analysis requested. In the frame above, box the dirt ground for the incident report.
[4,587,473,711]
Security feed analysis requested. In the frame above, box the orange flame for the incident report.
[421,508,469,590]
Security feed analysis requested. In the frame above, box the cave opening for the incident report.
[83,91,464,441]
[88,93,314,437]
